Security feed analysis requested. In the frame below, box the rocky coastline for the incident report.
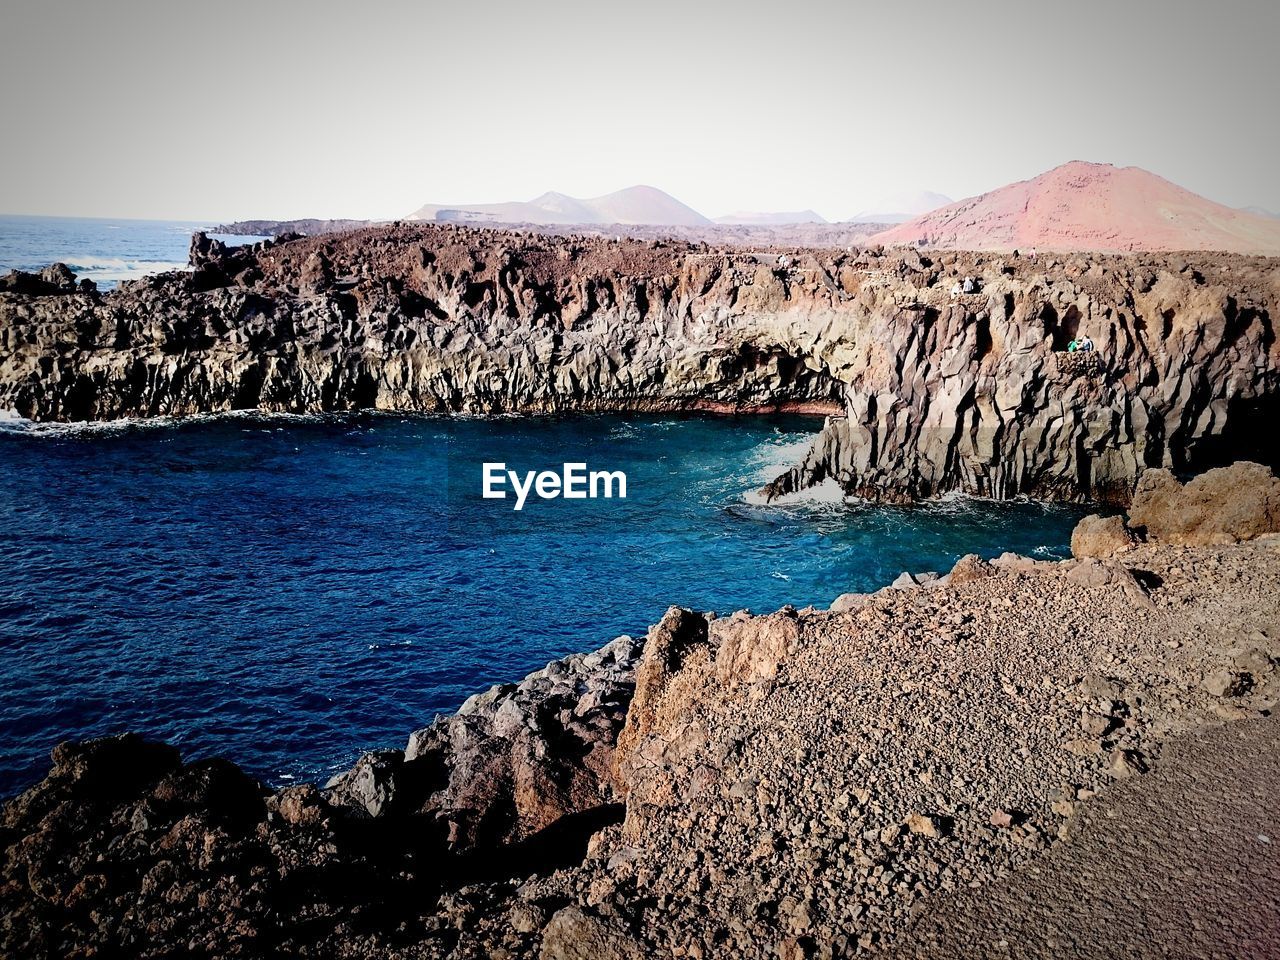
[2,224,1277,503]
[3,462,1280,958]
[3,227,1280,956]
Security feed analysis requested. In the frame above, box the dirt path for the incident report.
[894,715,1280,958]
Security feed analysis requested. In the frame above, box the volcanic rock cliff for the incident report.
[1,225,1277,503]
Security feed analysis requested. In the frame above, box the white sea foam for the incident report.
[0,408,336,438]
[64,256,189,285]
[746,434,816,482]
[743,476,850,508]
[736,429,856,509]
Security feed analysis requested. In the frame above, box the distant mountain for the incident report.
[407,185,711,227]
[871,162,1280,255]
[852,191,952,224]
[714,210,827,225]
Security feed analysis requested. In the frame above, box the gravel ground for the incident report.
[893,714,1280,958]
[493,537,1280,959]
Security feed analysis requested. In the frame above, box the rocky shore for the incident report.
[4,224,1279,955]
[1,225,1277,502]
[4,462,1279,958]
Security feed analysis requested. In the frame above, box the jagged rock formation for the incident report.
[1,225,1277,503]
[0,735,447,958]
[761,251,1280,504]
[0,635,648,959]
[325,634,642,851]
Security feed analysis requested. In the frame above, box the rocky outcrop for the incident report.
[1066,462,1280,559]
[0,735,451,959]
[2,225,1277,503]
[0,262,96,296]
[0,225,845,424]
[762,252,1280,504]
[1070,513,1136,559]
[387,633,642,850]
[0,634,648,958]
[1128,461,1280,545]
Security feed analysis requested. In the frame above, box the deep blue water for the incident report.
[0,413,1088,796]
[0,214,262,288]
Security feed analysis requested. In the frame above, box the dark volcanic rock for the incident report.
[0,735,448,959]
[394,633,642,851]
[0,632,651,959]
[0,263,89,297]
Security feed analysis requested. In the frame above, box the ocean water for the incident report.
[0,413,1088,796]
[0,214,262,288]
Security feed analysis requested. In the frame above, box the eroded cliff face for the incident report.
[0,226,847,422]
[762,256,1280,504]
[1,224,1277,502]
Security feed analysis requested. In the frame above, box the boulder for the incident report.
[539,906,644,960]
[905,812,941,838]
[1070,514,1135,559]
[386,632,644,850]
[830,592,869,613]
[324,750,404,818]
[949,553,995,584]
[38,263,78,291]
[1203,670,1252,698]
[712,607,801,690]
[1129,463,1280,546]
[0,266,81,296]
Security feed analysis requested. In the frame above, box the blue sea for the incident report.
[0,214,262,288]
[0,218,1089,797]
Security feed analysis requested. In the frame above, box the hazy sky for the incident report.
[2,0,1277,222]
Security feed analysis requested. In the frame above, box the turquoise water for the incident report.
[0,413,1088,795]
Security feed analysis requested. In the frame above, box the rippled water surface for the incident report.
[0,214,261,288]
[0,414,1089,794]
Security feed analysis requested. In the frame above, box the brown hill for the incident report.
[872,161,1280,255]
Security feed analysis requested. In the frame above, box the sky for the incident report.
[2,0,1278,222]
